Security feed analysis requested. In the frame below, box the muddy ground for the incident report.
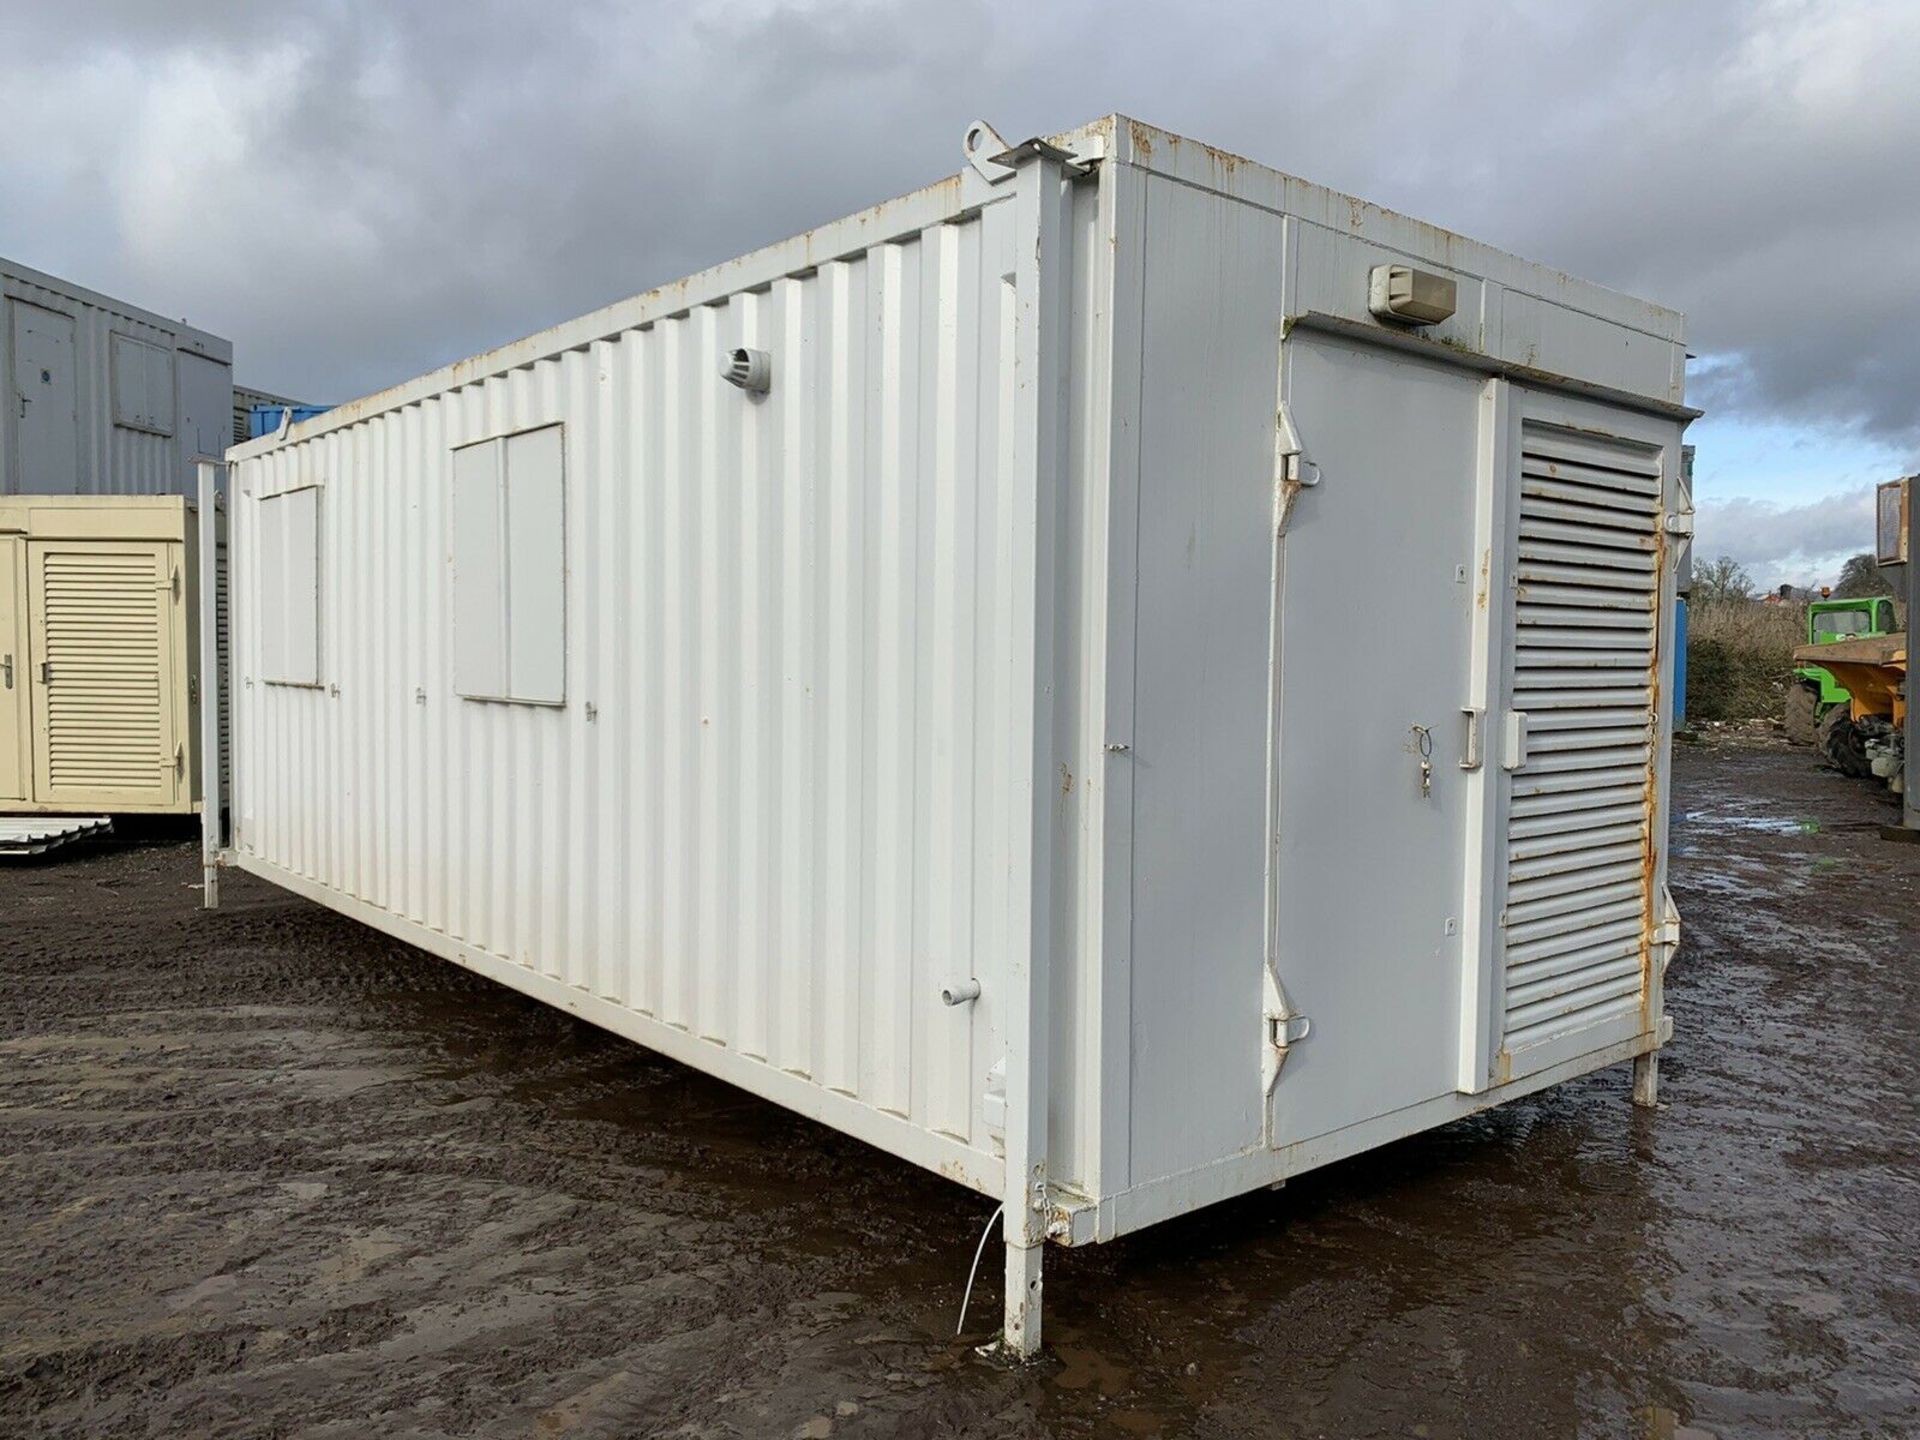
[2,740,1917,1439]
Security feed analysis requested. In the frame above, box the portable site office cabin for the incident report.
[206,116,1694,1355]
[1,495,213,818]
[0,263,236,839]
[2,258,235,498]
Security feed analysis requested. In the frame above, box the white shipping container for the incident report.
[207,116,1694,1355]
[2,258,235,498]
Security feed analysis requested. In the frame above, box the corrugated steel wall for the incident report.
[2,264,231,498]
[232,194,1034,1176]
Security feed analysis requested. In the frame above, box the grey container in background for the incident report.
[205,115,1696,1357]
[2,257,235,498]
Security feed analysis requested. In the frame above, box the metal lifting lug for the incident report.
[962,120,1015,182]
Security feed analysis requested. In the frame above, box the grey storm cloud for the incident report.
[1695,486,1882,590]
[2,0,1916,458]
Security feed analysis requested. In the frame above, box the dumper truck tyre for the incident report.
[1785,681,1820,747]
[1819,705,1872,779]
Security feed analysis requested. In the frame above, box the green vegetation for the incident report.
[1686,588,1804,723]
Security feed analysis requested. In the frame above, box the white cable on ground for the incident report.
[955,1202,1005,1338]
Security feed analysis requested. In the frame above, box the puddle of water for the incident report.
[1680,810,1818,836]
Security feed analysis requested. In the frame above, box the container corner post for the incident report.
[1632,1051,1659,1107]
[196,457,226,911]
[1002,1235,1045,1359]
[993,134,1072,1366]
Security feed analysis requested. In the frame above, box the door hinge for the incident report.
[2,653,11,690]
[1273,400,1321,538]
[1270,1013,1312,1048]
[1263,968,1310,1095]
[1265,1009,1313,1095]
[1275,401,1321,489]
[39,661,52,686]
[1460,707,1484,770]
[1663,512,1695,536]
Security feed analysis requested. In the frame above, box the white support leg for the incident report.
[195,459,226,912]
[1003,1238,1045,1359]
[1632,1051,1659,1108]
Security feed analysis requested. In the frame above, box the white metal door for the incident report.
[0,537,25,801]
[9,301,80,495]
[1266,333,1485,1146]
[29,540,182,809]
[1486,401,1673,1082]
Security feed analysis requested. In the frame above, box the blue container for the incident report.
[248,403,331,439]
[1673,596,1688,726]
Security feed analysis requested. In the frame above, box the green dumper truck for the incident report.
[1786,596,1902,744]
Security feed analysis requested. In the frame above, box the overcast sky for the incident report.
[3,0,1914,586]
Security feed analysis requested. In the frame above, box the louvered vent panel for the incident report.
[216,537,231,796]
[1503,429,1661,1053]
[39,549,170,798]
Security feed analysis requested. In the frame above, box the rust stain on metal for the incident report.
[1189,137,1245,178]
